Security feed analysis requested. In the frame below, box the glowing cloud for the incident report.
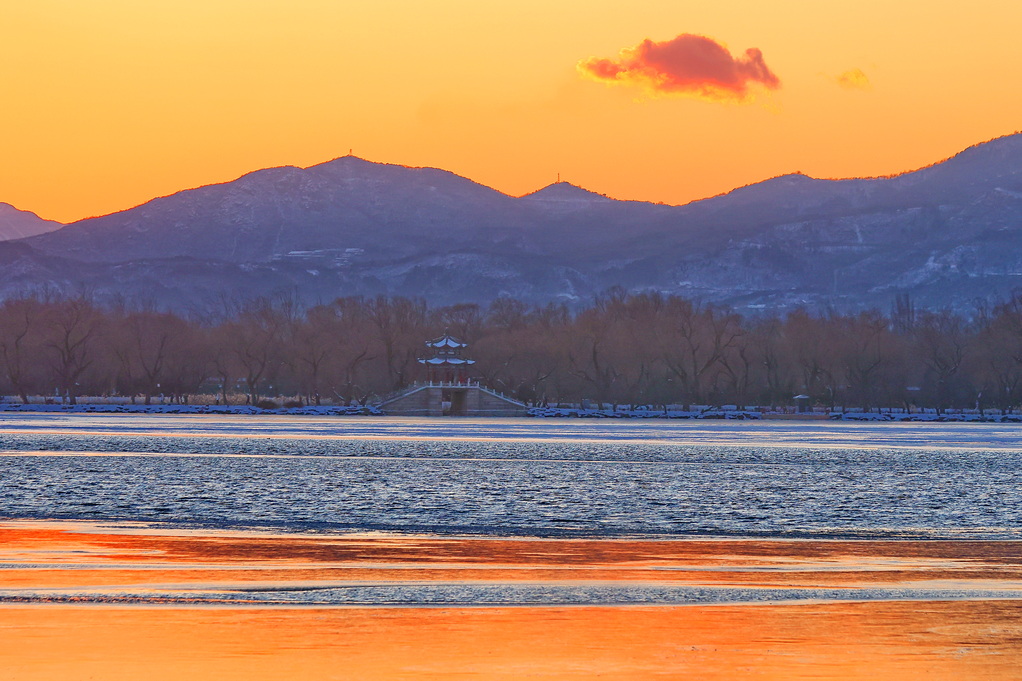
[578,33,780,102]
[835,68,872,91]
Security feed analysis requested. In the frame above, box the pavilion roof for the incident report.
[425,333,468,349]
[419,357,476,365]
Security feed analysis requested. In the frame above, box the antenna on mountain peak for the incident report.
[348,148,353,156]
[557,172,561,183]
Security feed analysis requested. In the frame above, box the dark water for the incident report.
[1,415,1020,539]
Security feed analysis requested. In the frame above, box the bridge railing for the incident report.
[376,379,480,405]
[375,380,526,407]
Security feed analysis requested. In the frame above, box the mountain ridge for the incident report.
[4,133,1022,313]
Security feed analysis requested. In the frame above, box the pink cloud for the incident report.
[579,33,780,102]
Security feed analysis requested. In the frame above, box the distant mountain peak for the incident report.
[0,202,47,217]
[0,202,62,241]
[315,154,376,168]
[521,182,611,202]
[749,172,816,187]
[776,171,813,181]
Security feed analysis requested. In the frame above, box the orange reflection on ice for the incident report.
[3,522,1022,592]
[2,602,1022,680]
[2,521,1022,679]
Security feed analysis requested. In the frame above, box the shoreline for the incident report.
[3,401,1020,422]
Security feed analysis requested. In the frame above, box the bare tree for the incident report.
[225,299,286,404]
[366,296,427,390]
[913,310,972,413]
[40,296,103,405]
[0,298,46,403]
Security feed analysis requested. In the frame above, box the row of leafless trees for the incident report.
[2,291,1022,411]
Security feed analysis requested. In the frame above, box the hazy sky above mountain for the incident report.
[3,0,1020,223]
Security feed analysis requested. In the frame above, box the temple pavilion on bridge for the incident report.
[418,333,475,384]
[376,333,526,416]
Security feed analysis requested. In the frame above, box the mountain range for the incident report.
[3,133,1022,314]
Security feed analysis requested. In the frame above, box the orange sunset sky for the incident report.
[2,0,1021,224]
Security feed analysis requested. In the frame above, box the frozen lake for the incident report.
[1,414,1019,539]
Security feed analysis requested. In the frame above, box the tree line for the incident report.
[2,291,1022,412]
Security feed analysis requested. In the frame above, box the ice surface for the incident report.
[0,415,1019,539]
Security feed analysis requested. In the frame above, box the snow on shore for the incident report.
[1,401,1019,422]
[0,402,381,416]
